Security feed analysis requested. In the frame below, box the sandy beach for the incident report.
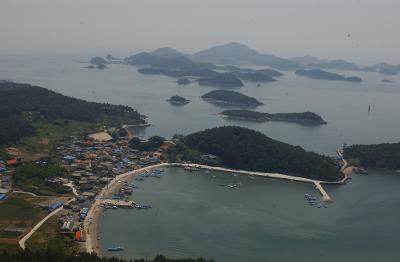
[84,163,169,256]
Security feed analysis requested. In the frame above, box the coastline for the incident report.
[84,163,169,256]
[85,161,348,256]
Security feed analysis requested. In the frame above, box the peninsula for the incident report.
[167,126,342,181]
[201,90,263,107]
[295,69,362,82]
[0,81,146,145]
[220,110,327,125]
[343,142,400,170]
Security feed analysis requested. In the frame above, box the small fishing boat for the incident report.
[107,246,124,252]
[135,204,152,210]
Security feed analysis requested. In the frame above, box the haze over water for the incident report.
[1,55,400,261]
[1,55,400,155]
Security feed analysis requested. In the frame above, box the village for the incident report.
[0,128,174,250]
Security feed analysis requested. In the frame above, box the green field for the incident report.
[0,231,22,238]
[0,198,39,220]
[18,119,101,155]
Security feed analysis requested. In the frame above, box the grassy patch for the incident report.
[26,216,79,255]
[12,163,71,196]
[0,242,20,253]
[17,119,101,156]
[0,198,39,220]
[0,231,22,238]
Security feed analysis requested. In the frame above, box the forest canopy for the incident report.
[173,126,341,181]
[0,81,145,145]
[343,142,400,169]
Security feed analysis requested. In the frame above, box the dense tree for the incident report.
[129,136,165,151]
[12,163,70,195]
[179,126,341,181]
[344,142,400,169]
[0,81,145,145]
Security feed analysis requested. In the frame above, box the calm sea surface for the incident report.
[1,54,400,261]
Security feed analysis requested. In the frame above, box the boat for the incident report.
[135,177,144,181]
[227,183,238,188]
[231,173,239,177]
[135,204,152,210]
[107,246,124,252]
[204,170,211,174]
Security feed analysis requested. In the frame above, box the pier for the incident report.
[171,163,346,202]
[100,199,135,208]
[85,161,347,254]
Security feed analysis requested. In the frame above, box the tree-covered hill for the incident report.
[343,142,400,169]
[221,110,327,125]
[0,81,145,144]
[201,90,262,107]
[176,126,341,181]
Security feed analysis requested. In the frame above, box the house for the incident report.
[63,155,75,162]
[48,201,62,211]
[200,154,219,165]
[0,193,7,201]
[6,158,17,166]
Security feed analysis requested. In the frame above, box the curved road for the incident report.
[19,197,75,249]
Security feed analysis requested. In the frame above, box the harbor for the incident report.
[81,146,351,256]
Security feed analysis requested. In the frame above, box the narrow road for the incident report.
[64,182,79,196]
[18,197,75,250]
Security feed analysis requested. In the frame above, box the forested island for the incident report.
[177,78,191,85]
[198,75,244,88]
[168,95,190,105]
[295,69,362,82]
[0,81,145,145]
[221,110,327,125]
[123,47,283,88]
[168,126,342,181]
[343,142,400,170]
[201,90,263,107]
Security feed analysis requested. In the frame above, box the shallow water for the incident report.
[99,167,400,262]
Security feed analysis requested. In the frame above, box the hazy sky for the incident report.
[1,0,399,64]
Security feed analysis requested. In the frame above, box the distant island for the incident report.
[168,95,190,106]
[177,78,191,85]
[0,81,146,145]
[295,69,362,82]
[373,63,400,75]
[382,79,393,83]
[223,71,276,83]
[221,110,327,125]
[191,42,300,70]
[343,142,400,170]
[90,56,108,65]
[201,90,263,107]
[167,126,342,181]
[198,75,244,88]
[105,54,121,61]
